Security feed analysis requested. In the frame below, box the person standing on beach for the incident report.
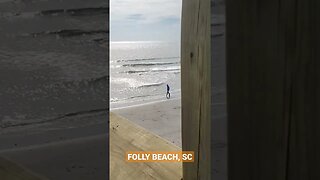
[166,84,170,99]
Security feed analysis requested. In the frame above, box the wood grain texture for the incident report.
[0,157,47,180]
[227,0,320,179]
[181,0,211,179]
[109,113,182,180]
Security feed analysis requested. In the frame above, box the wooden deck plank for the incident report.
[109,112,182,180]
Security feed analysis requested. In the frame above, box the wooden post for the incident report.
[181,0,211,179]
[227,0,320,179]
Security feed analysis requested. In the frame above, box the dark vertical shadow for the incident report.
[211,0,227,179]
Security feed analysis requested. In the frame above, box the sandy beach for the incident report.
[112,98,182,147]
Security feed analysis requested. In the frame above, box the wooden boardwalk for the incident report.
[110,112,182,180]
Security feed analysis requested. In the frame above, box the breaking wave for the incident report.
[137,82,164,88]
[122,62,179,67]
[116,56,179,62]
[28,29,108,38]
[121,68,180,74]
[39,7,108,17]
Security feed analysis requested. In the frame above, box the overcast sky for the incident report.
[110,0,182,42]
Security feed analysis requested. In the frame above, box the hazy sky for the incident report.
[110,0,182,42]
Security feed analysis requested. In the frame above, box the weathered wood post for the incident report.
[227,0,320,179]
[181,0,211,179]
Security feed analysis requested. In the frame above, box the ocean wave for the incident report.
[39,7,108,17]
[121,68,180,74]
[0,108,107,129]
[58,74,109,88]
[137,82,164,88]
[116,56,179,62]
[86,75,109,84]
[10,74,109,101]
[122,62,179,67]
[0,12,36,19]
[93,37,108,44]
[27,29,108,38]
[0,7,108,19]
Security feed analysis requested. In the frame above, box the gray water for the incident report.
[110,41,180,108]
[0,0,108,130]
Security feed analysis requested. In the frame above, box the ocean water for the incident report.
[0,0,108,131]
[110,41,181,108]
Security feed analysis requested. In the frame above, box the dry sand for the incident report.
[111,98,181,147]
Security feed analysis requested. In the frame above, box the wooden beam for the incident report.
[109,113,182,180]
[181,0,211,179]
[227,0,320,179]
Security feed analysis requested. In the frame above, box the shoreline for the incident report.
[111,95,180,110]
[110,89,181,110]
